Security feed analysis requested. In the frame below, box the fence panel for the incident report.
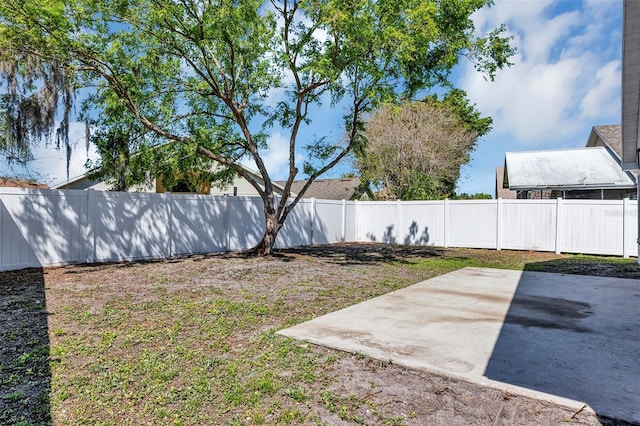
[1,189,49,270]
[227,196,264,251]
[356,201,399,243]
[0,189,89,270]
[560,200,626,256]
[93,191,169,262]
[625,201,639,257]
[277,198,313,248]
[314,199,346,244]
[170,194,228,255]
[344,201,357,242]
[0,191,28,270]
[501,200,557,251]
[447,200,498,249]
[36,190,89,265]
[397,201,445,246]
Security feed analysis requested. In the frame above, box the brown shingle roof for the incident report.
[0,178,48,189]
[590,125,622,159]
[276,177,368,200]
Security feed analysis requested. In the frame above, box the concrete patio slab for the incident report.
[277,267,640,423]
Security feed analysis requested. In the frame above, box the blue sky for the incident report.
[1,0,624,197]
[456,0,623,195]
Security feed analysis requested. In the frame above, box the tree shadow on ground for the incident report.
[0,268,52,425]
[277,242,446,266]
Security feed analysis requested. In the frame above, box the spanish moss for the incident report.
[0,50,74,177]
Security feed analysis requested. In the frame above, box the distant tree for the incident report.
[426,89,493,137]
[357,94,491,200]
[453,192,493,200]
[0,0,514,254]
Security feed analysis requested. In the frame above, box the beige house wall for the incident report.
[209,176,264,196]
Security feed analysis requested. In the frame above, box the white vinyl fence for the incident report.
[356,198,638,258]
[0,188,637,271]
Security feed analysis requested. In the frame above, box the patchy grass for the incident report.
[1,244,637,425]
[523,253,640,278]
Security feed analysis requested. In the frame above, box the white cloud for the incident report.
[454,0,623,195]
[463,56,585,144]
[472,0,554,35]
[460,0,622,148]
[579,60,621,120]
[524,11,581,62]
[564,3,621,59]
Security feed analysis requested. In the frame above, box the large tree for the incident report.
[0,0,514,254]
[81,91,229,193]
[357,93,491,200]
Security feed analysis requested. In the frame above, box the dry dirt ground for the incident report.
[1,244,638,425]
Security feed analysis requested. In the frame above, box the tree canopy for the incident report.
[0,0,515,254]
[357,94,489,200]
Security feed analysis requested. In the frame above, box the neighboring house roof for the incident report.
[586,125,622,160]
[504,147,637,191]
[277,177,373,200]
[622,0,640,170]
[53,173,97,189]
[0,178,48,189]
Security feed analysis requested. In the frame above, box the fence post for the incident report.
[555,197,563,255]
[341,199,347,242]
[496,198,503,251]
[87,189,97,263]
[443,198,450,248]
[354,200,360,241]
[164,192,173,258]
[623,197,630,258]
[310,198,316,246]
[224,195,231,252]
[396,199,402,244]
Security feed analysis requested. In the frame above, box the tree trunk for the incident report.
[250,209,282,256]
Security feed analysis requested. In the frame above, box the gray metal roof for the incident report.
[504,147,637,190]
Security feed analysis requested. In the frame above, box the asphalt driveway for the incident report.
[278,267,640,423]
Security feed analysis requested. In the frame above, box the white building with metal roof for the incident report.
[504,147,637,200]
